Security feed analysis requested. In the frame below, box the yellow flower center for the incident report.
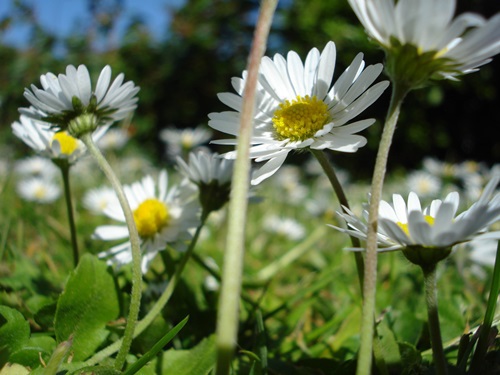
[397,215,435,235]
[34,186,47,199]
[52,132,79,155]
[272,95,330,142]
[133,199,170,239]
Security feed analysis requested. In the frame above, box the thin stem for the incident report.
[215,1,277,374]
[310,149,364,289]
[81,219,205,367]
[423,265,448,375]
[469,241,500,373]
[79,132,142,371]
[58,161,79,267]
[356,82,409,375]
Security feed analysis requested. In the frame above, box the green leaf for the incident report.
[0,305,30,367]
[161,334,216,375]
[54,254,120,361]
[9,335,56,369]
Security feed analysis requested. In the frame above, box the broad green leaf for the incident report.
[377,321,401,368]
[0,306,30,367]
[54,254,119,361]
[9,335,56,369]
[161,334,216,375]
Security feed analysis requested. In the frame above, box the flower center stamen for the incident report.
[272,95,330,142]
[52,132,79,155]
[133,199,170,238]
[397,215,435,235]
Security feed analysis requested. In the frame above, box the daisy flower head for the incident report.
[12,115,109,164]
[332,174,500,268]
[209,41,389,185]
[17,177,61,204]
[94,170,200,273]
[83,186,118,214]
[20,64,139,137]
[160,125,212,160]
[14,156,59,180]
[176,150,234,216]
[348,0,500,85]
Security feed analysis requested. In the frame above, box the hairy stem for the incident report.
[58,161,79,267]
[356,82,409,375]
[80,132,142,371]
[214,1,277,374]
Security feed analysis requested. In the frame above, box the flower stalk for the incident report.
[79,131,142,371]
[356,81,409,375]
[214,1,277,373]
[423,264,448,375]
[56,160,79,267]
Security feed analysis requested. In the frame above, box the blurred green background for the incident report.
[1,0,499,179]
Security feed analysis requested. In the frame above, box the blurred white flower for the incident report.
[406,171,442,197]
[17,177,61,204]
[14,156,59,180]
[12,115,108,164]
[83,186,118,214]
[160,125,212,159]
[264,215,306,241]
[96,126,130,151]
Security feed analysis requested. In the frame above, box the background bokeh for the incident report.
[1,0,499,179]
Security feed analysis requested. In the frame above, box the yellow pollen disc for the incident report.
[133,199,170,239]
[52,132,79,155]
[397,215,435,235]
[272,95,330,142]
[34,186,47,199]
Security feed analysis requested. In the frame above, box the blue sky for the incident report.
[0,0,185,48]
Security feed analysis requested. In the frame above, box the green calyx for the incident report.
[198,180,231,218]
[402,245,452,269]
[68,113,100,139]
[42,94,113,135]
[384,38,462,90]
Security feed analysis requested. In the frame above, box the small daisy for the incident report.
[176,150,234,215]
[209,41,389,184]
[406,170,442,197]
[332,175,500,266]
[83,186,118,214]
[20,64,139,132]
[263,215,306,241]
[17,177,61,204]
[94,170,200,273]
[348,0,500,80]
[14,156,59,180]
[12,115,109,164]
[160,125,212,159]
[96,126,131,151]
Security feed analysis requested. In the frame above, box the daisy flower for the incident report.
[263,215,306,241]
[12,115,109,164]
[94,170,200,273]
[332,174,500,267]
[14,156,59,180]
[348,0,500,81]
[176,150,234,215]
[209,41,389,184]
[160,125,212,159]
[83,186,118,214]
[17,177,61,204]
[406,170,442,197]
[20,64,139,135]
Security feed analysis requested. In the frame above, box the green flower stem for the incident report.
[79,132,142,371]
[58,161,79,267]
[423,265,448,375]
[356,82,409,375]
[470,241,500,373]
[81,220,205,367]
[215,1,277,374]
[310,149,364,288]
